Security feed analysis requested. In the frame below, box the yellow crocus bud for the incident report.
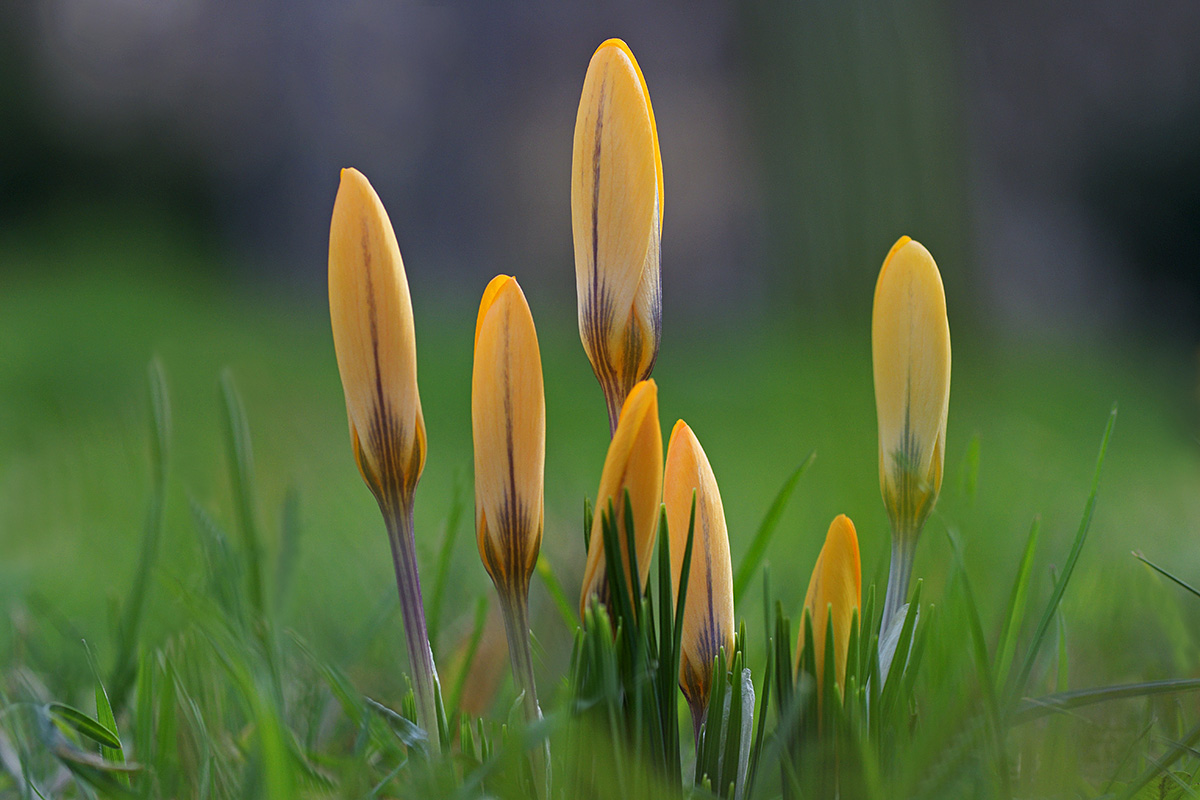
[797,515,862,699]
[471,275,549,788]
[328,167,440,748]
[872,235,951,628]
[579,379,663,618]
[663,420,735,734]
[571,39,664,435]
[329,167,427,506]
[472,275,545,600]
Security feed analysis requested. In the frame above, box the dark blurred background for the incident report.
[3,0,1198,334]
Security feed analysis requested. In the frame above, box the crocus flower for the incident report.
[571,38,663,435]
[579,379,663,618]
[328,167,440,747]
[472,274,549,789]
[796,515,862,700]
[473,275,545,601]
[663,420,735,738]
[872,236,951,630]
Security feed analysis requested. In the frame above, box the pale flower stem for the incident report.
[881,534,916,640]
[384,502,442,752]
[498,589,550,798]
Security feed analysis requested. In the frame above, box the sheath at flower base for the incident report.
[327,167,440,749]
[872,236,951,632]
[471,274,550,793]
[796,515,862,701]
[579,379,663,619]
[571,38,663,435]
[663,420,735,740]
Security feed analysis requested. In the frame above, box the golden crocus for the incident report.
[473,275,545,600]
[471,275,548,788]
[571,38,663,435]
[328,167,440,747]
[797,515,862,699]
[329,167,427,506]
[872,235,951,628]
[663,420,735,734]
[579,379,663,618]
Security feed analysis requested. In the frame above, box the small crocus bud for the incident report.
[472,275,549,789]
[571,38,664,435]
[579,379,663,618]
[329,167,427,506]
[797,515,862,699]
[472,275,545,600]
[872,236,951,629]
[663,420,735,738]
[328,167,440,748]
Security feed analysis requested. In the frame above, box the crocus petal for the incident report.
[579,379,664,617]
[328,167,426,506]
[664,420,735,719]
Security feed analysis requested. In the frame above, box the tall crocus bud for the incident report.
[663,420,735,740]
[572,39,663,435]
[797,515,862,700]
[872,236,951,631]
[472,274,549,791]
[579,379,663,618]
[329,167,440,748]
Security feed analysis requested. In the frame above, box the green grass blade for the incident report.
[1009,404,1116,706]
[946,530,1010,797]
[732,452,815,603]
[1012,678,1200,725]
[110,360,171,709]
[219,369,266,618]
[536,555,579,632]
[1114,716,1200,800]
[273,486,302,608]
[83,642,125,775]
[994,516,1040,691]
[46,704,121,750]
[427,473,466,655]
[446,595,490,716]
[1132,551,1200,601]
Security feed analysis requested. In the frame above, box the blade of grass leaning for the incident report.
[536,555,579,633]
[220,369,266,618]
[46,703,122,751]
[993,516,1041,691]
[1114,715,1200,800]
[446,595,490,716]
[1012,678,1200,725]
[1131,551,1200,601]
[732,452,815,603]
[273,486,302,608]
[110,360,171,709]
[1009,404,1116,707]
[427,472,466,655]
[83,641,125,776]
[946,530,1011,798]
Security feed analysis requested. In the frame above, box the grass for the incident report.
[2,215,1200,796]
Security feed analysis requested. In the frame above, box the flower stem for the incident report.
[498,589,550,797]
[384,501,442,752]
[881,534,916,637]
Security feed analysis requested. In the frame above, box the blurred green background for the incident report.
[1,0,1198,717]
